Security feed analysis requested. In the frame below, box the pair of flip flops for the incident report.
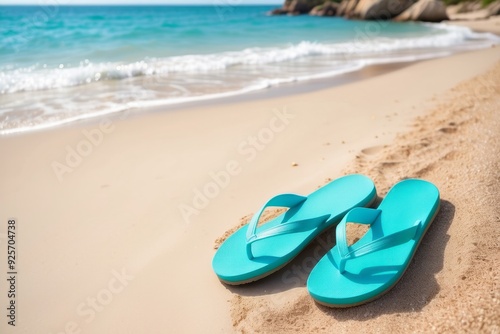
[212,174,440,307]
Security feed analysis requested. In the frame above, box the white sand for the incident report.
[0,45,499,333]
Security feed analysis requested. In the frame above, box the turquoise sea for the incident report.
[0,5,498,134]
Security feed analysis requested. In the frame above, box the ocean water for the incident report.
[0,5,498,135]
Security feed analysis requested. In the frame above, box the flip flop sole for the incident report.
[213,174,377,284]
[307,179,440,307]
[220,194,378,286]
[312,201,440,308]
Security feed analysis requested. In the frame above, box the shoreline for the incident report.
[0,18,499,334]
[448,15,500,35]
[1,20,499,137]
[0,46,499,333]
[0,60,419,137]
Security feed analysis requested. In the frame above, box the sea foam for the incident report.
[1,23,497,95]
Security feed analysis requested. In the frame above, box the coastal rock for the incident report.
[270,8,289,15]
[310,2,339,16]
[447,0,500,21]
[271,0,325,16]
[446,4,462,16]
[286,0,311,14]
[448,9,490,20]
[353,0,415,20]
[337,0,360,17]
[457,0,483,13]
[394,0,449,22]
[445,1,481,16]
[486,0,500,16]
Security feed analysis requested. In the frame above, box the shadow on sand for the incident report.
[224,199,455,319]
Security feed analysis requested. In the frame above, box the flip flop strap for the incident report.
[336,207,422,274]
[246,193,328,259]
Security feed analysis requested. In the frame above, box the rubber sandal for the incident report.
[212,174,377,285]
[307,178,440,307]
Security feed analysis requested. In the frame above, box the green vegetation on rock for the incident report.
[443,0,496,7]
[481,0,496,6]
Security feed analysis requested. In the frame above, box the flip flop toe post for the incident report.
[212,174,377,285]
[307,178,440,307]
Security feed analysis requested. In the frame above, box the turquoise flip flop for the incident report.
[307,178,440,307]
[212,174,377,285]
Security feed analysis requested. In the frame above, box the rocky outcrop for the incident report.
[286,0,314,14]
[352,0,416,20]
[446,0,482,15]
[270,0,326,15]
[488,0,500,16]
[272,0,499,21]
[446,0,500,20]
[270,8,289,15]
[462,0,483,13]
[337,0,360,17]
[394,0,449,22]
[310,2,339,16]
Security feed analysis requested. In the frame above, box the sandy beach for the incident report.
[0,19,499,333]
[449,14,500,34]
